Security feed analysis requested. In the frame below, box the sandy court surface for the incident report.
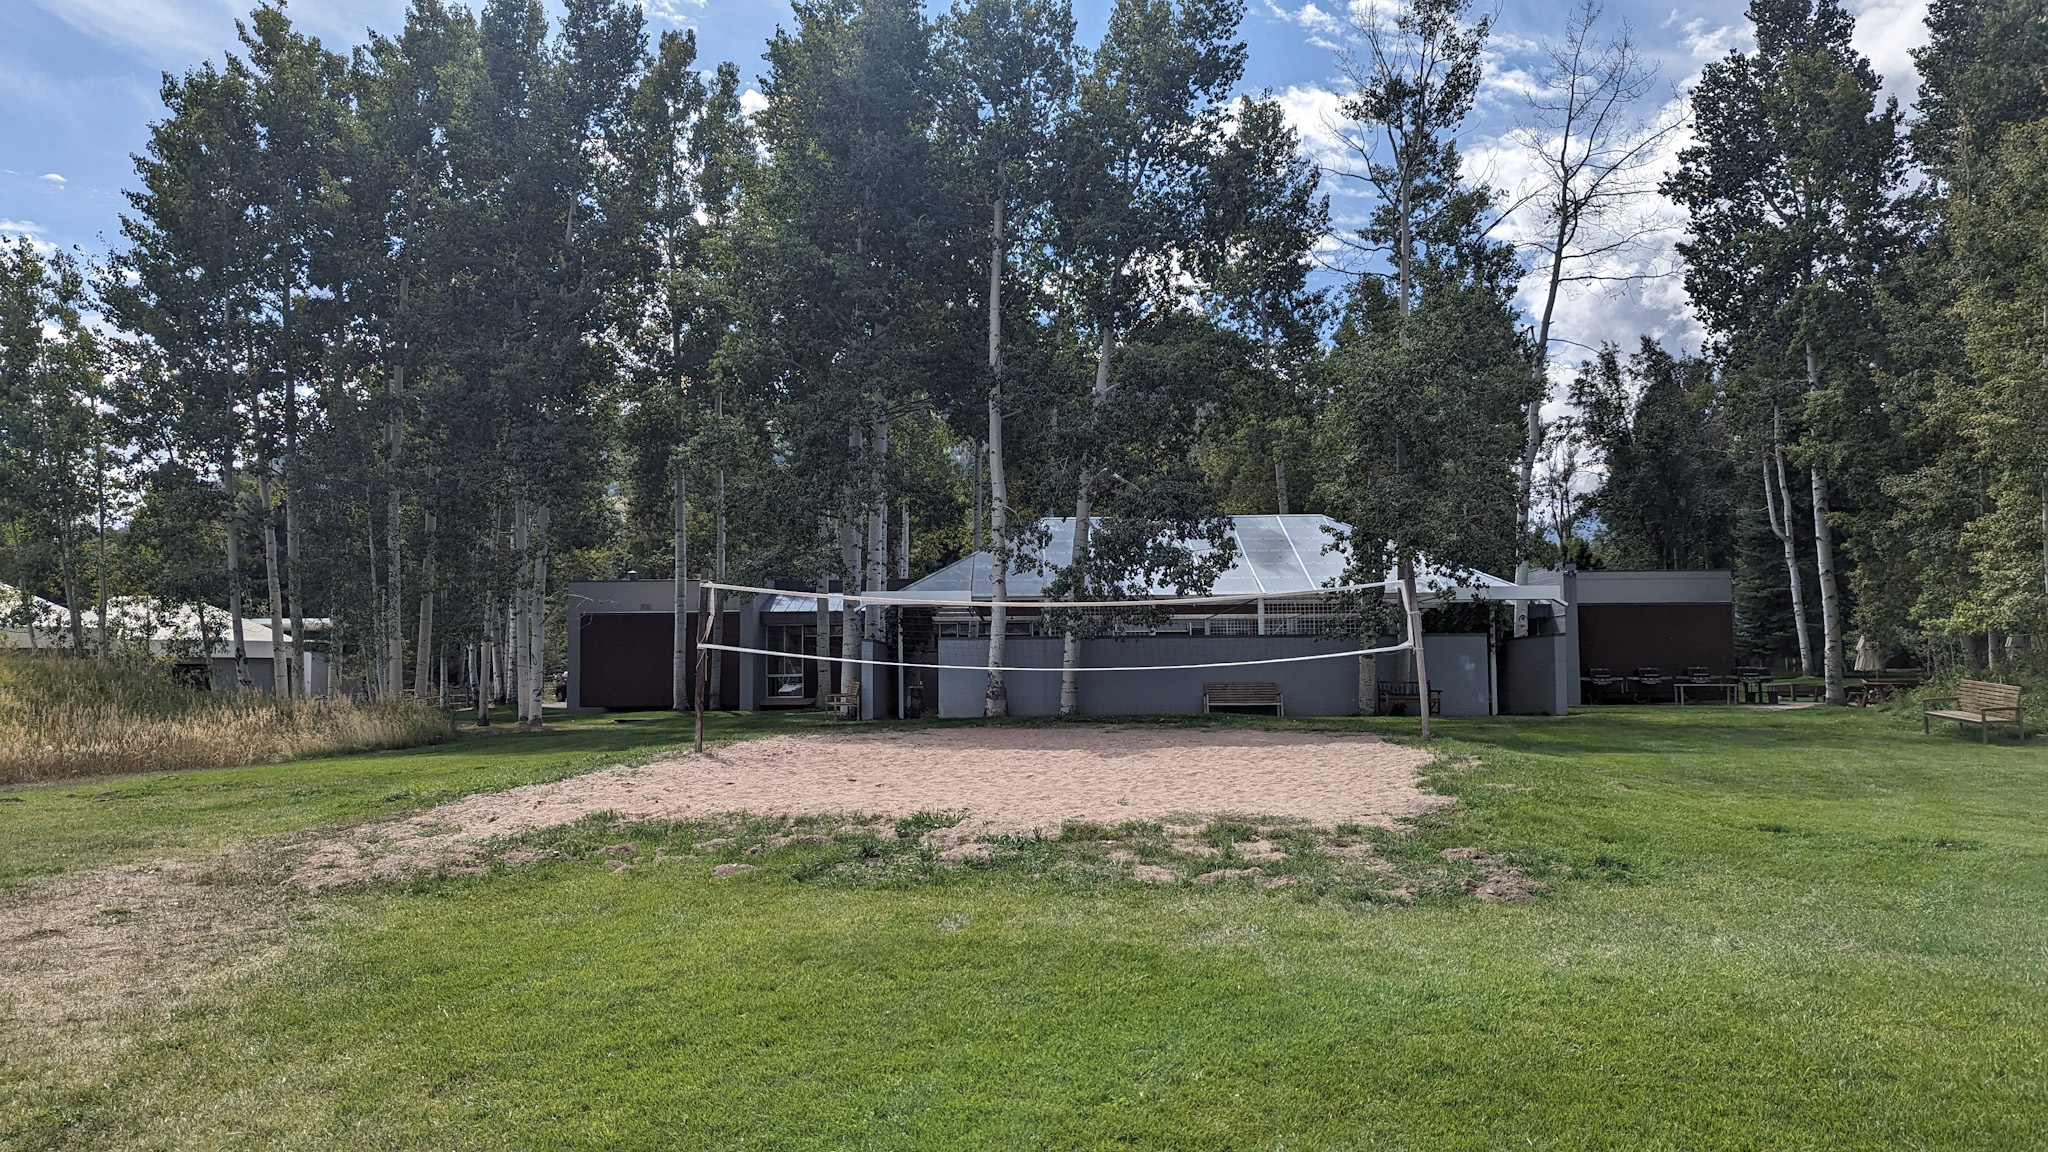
[293,726,1443,889]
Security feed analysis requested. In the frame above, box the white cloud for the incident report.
[1673,16,1749,62]
[739,88,768,118]
[1266,1,1343,35]
[39,173,66,184]
[0,219,60,256]
[641,0,705,27]
[1847,0,1928,108]
[1274,83,1349,160]
[32,0,239,62]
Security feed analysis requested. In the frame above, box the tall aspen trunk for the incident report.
[413,506,437,699]
[258,466,288,696]
[384,276,408,700]
[526,504,550,727]
[1804,346,1844,704]
[476,598,493,726]
[501,597,515,707]
[510,500,529,722]
[363,495,381,697]
[1515,211,1571,562]
[1399,557,1430,740]
[984,195,1011,717]
[672,467,689,711]
[1060,484,1095,716]
[815,541,831,702]
[95,430,108,664]
[285,489,304,695]
[282,293,306,697]
[1762,408,1814,673]
[60,511,83,655]
[1274,456,1290,515]
[1810,466,1845,704]
[385,478,403,698]
[223,462,252,691]
[710,395,728,712]
[866,411,890,719]
[1059,325,1116,715]
[838,515,861,702]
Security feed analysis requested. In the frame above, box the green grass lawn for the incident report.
[0,708,834,889]
[4,706,2045,1149]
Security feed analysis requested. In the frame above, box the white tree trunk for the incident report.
[1803,347,1843,704]
[260,473,289,696]
[1058,325,1116,716]
[673,469,689,711]
[1810,466,1845,705]
[510,500,529,723]
[222,462,252,691]
[526,504,550,727]
[285,496,305,697]
[385,361,405,701]
[413,506,436,699]
[1762,411,1814,674]
[839,515,861,701]
[984,196,1010,717]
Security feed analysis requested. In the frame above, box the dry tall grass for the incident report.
[0,656,453,783]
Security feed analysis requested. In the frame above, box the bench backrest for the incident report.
[1958,680,2021,712]
[1204,681,1281,702]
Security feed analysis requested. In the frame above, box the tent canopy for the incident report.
[893,516,1566,607]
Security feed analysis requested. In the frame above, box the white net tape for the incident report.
[696,581,1411,674]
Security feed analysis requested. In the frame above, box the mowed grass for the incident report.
[0,708,831,888]
[5,706,2046,1148]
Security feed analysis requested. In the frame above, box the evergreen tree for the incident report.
[1664,0,1905,703]
[1572,339,1735,570]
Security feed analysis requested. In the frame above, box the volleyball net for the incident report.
[693,579,1418,675]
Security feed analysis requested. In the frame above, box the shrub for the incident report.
[0,655,452,783]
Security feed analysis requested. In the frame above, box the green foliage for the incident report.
[1572,339,1736,569]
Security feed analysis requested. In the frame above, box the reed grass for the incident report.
[0,655,451,783]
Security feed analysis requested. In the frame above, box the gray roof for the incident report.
[902,515,1356,600]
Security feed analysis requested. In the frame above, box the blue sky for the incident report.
[2,0,1930,375]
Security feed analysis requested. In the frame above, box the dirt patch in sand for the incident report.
[292,726,1443,889]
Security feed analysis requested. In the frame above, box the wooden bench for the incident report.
[1203,682,1284,716]
[823,683,860,720]
[1377,680,1442,717]
[1924,680,2024,742]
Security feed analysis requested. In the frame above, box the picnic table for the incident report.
[1849,676,1922,706]
[1764,681,1825,704]
[1675,681,1740,705]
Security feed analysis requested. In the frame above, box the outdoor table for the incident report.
[1676,681,1739,705]
[1854,677,1921,706]
[1765,681,1822,704]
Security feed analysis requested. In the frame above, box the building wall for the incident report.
[1578,602,1737,679]
[1374,635,1494,717]
[1574,570,1733,605]
[936,635,1368,718]
[1501,634,1569,716]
